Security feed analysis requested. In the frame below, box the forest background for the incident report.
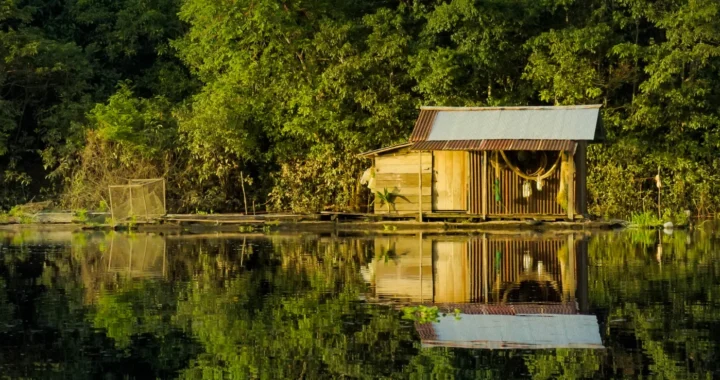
[2,0,720,218]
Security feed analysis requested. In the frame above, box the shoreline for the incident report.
[0,212,628,234]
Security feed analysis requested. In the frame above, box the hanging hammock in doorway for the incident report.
[490,150,567,207]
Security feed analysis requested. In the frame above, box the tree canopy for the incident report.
[2,0,720,216]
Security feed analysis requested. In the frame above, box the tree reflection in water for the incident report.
[0,228,717,378]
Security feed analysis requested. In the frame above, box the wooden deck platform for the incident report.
[0,211,627,233]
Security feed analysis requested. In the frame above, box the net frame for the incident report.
[108,178,166,222]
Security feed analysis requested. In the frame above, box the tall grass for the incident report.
[629,211,663,228]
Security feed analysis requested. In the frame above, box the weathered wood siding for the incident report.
[373,151,431,214]
[373,148,584,217]
[469,152,483,214]
[432,151,468,211]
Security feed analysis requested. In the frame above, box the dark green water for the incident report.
[0,228,718,379]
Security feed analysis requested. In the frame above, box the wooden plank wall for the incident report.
[484,155,566,216]
[467,238,565,303]
[469,152,483,214]
[374,152,432,214]
[432,151,467,211]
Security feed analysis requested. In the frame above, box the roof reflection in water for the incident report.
[364,233,601,350]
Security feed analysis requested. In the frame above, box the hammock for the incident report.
[490,150,568,206]
[498,150,562,181]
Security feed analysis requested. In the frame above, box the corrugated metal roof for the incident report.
[409,109,437,142]
[418,314,603,350]
[478,139,577,151]
[410,141,448,151]
[357,142,412,157]
[413,105,601,142]
[411,139,576,151]
[410,140,484,151]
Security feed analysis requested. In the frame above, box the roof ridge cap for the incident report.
[419,105,602,111]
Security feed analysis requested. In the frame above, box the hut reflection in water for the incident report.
[364,233,600,349]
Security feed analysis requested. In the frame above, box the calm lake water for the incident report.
[0,227,718,379]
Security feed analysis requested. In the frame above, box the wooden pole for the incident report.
[418,153,423,222]
[567,151,576,220]
[129,186,134,219]
[575,142,588,216]
[240,171,248,215]
[482,234,488,302]
[128,237,133,273]
[142,186,149,221]
[482,151,488,219]
[565,234,576,302]
[657,166,661,219]
[162,238,166,277]
[108,187,115,223]
[418,232,423,301]
[161,178,166,215]
[240,237,246,267]
[108,235,114,270]
[370,158,375,214]
[466,152,470,214]
[577,237,589,313]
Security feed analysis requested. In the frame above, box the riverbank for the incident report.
[0,211,628,234]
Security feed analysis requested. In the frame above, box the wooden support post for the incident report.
[481,151,488,219]
[564,234,577,302]
[482,233,489,302]
[108,187,115,222]
[108,236,114,270]
[575,142,588,216]
[567,150,576,220]
[418,232,423,301]
[418,153,423,222]
[162,238,166,277]
[142,186,149,221]
[576,237,589,313]
[240,171,248,215]
[657,166,662,219]
[128,237,133,272]
[161,178,167,215]
[129,186,134,219]
[466,152,470,214]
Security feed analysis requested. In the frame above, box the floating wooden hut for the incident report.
[359,105,603,219]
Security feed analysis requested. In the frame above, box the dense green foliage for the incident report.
[2,0,720,216]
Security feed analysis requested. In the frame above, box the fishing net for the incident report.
[108,178,166,221]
